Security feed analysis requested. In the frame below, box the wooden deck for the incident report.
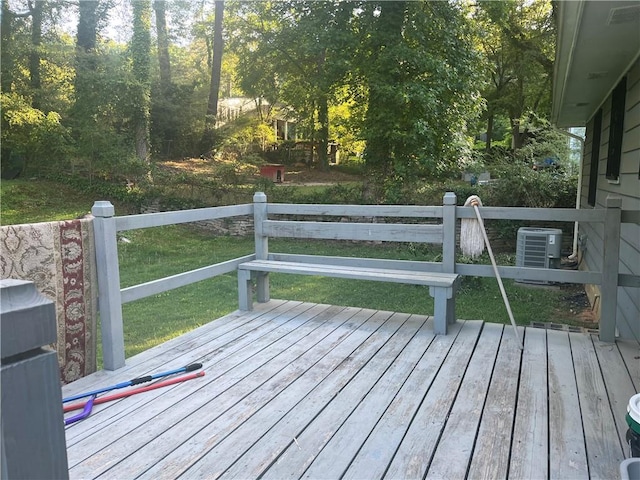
[63,300,639,479]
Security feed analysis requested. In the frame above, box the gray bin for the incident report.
[621,458,640,480]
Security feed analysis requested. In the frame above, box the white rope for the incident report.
[460,195,485,258]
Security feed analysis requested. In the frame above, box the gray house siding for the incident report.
[580,58,640,341]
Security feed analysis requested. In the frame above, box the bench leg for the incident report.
[238,269,253,311]
[447,294,456,326]
[429,286,456,335]
[256,272,270,303]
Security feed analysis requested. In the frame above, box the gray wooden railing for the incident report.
[92,201,255,370]
[92,193,636,370]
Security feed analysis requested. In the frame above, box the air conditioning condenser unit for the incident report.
[515,227,563,285]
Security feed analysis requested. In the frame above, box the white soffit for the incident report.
[552,0,640,127]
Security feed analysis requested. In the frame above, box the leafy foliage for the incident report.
[0,0,563,206]
[1,92,72,174]
[473,0,555,149]
[355,1,483,197]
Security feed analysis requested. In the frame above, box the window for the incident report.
[606,76,627,181]
[587,109,603,206]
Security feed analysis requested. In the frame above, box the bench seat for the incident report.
[238,260,461,334]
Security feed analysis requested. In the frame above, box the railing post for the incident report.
[253,192,270,302]
[92,201,125,370]
[599,195,622,343]
[442,192,457,274]
[1,279,69,479]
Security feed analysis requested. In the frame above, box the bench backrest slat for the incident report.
[266,203,443,218]
[262,220,443,243]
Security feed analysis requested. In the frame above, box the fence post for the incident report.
[1,279,69,479]
[442,192,457,274]
[253,192,270,302]
[599,195,622,343]
[92,201,125,370]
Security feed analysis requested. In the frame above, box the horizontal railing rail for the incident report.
[91,193,637,371]
[120,254,256,304]
[114,204,253,231]
[455,206,606,222]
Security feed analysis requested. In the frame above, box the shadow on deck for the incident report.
[63,301,639,479]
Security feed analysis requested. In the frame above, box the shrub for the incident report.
[486,161,576,208]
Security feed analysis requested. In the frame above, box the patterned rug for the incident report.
[1,219,97,384]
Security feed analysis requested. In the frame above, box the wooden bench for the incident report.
[238,260,460,334]
[237,192,462,334]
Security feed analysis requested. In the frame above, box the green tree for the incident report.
[1,0,75,176]
[355,1,482,195]
[475,0,555,150]
[230,1,355,170]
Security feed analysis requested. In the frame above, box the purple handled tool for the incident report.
[64,395,96,425]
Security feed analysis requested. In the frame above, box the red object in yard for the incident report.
[260,164,285,183]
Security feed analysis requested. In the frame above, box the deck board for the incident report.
[87,304,368,479]
[383,320,483,479]
[299,316,435,480]
[341,322,463,480]
[466,326,523,480]
[616,338,640,390]
[547,329,589,479]
[66,300,304,446]
[169,309,408,479]
[572,333,625,479]
[61,301,638,480]
[509,326,549,480]
[426,322,503,479]
[592,335,639,453]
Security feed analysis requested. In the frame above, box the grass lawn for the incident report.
[0,178,132,224]
[114,225,590,365]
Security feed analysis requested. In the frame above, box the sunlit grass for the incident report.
[1,179,97,224]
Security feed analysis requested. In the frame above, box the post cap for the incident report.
[253,192,267,202]
[91,201,115,217]
[443,192,457,205]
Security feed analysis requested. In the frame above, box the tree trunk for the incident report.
[73,0,100,177]
[317,93,329,170]
[1,0,14,93]
[153,0,171,94]
[486,109,494,151]
[29,1,43,109]
[75,0,99,93]
[511,77,525,150]
[511,118,525,150]
[131,0,152,164]
[77,1,98,52]
[316,49,329,171]
[201,0,224,151]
